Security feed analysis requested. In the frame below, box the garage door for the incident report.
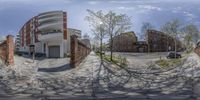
[48,46,60,58]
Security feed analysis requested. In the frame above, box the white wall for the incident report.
[35,42,44,53]
[63,40,68,56]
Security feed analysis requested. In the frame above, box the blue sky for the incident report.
[0,0,200,40]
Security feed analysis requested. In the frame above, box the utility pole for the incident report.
[30,45,35,63]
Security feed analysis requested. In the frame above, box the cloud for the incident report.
[183,11,196,20]
[109,0,133,4]
[170,6,197,21]
[116,5,162,14]
[88,1,99,5]
[117,7,136,10]
[172,7,182,13]
[137,5,162,11]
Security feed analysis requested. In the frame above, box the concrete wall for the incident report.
[34,42,44,53]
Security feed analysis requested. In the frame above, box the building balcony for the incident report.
[38,16,63,23]
[38,11,63,19]
[38,18,63,27]
[38,22,63,31]
[38,32,63,41]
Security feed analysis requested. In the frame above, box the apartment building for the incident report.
[16,11,81,58]
[110,30,184,53]
[112,31,138,52]
[147,29,183,52]
[15,34,20,51]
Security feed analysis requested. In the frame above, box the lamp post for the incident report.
[30,44,35,63]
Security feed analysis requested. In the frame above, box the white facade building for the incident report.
[17,11,81,58]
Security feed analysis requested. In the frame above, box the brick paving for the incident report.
[0,52,199,99]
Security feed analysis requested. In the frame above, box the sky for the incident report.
[0,0,200,40]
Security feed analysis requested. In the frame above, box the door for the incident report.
[48,46,60,58]
[139,47,144,52]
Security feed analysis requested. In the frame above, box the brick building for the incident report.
[147,29,183,52]
[135,41,148,52]
[111,30,183,53]
[112,31,138,52]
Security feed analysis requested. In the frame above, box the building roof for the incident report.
[121,31,136,36]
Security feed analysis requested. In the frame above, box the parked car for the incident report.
[166,52,182,59]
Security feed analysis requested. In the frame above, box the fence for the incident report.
[70,35,91,67]
[0,35,14,65]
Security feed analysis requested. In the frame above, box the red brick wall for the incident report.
[70,35,91,67]
[195,47,200,57]
[0,41,7,62]
[0,35,14,65]
[147,30,183,52]
[26,21,31,46]
[21,28,24,47]
[63,12,67,40]
[112,32,137,52]
[34,17,39,42]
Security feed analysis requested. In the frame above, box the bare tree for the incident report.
[85,10,107,61]
[141,22,154,53]
[104,11,132,61]
[83,33,90,40]
[141,22,154,41]
[181,24,199,52]
[86,10,132,61]
[161,19,182,57]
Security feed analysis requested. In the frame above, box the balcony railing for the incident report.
[38,13,63,19]
[40,30,63,35]
[38,19,62,27]
[38,16,63,23]
[38,22,62,30]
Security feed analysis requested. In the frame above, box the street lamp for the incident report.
[29,44,35,63]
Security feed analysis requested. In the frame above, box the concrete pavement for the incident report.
[0,52,200,99]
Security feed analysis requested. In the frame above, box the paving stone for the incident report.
[23,89,41,95]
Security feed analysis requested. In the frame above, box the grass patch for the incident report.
[155,58,182,68]
[96,52,127,67]
[104,54,120,64]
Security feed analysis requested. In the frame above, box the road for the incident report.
[105,52,168,69]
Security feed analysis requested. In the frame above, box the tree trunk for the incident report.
[175,35,177,58]
[167,37,169,52]
[100,36,103,61]
[110,35,113,61]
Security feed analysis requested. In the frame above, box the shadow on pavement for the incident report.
[38,63,72,72]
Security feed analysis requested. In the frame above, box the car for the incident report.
[166,52,182,59]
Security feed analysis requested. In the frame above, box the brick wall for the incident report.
[0,35,14,65]
[70,35,91,67]
[63,12,67,40]
[112,32,138,52]
[195,46,200,57]
[147,30,183,52]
